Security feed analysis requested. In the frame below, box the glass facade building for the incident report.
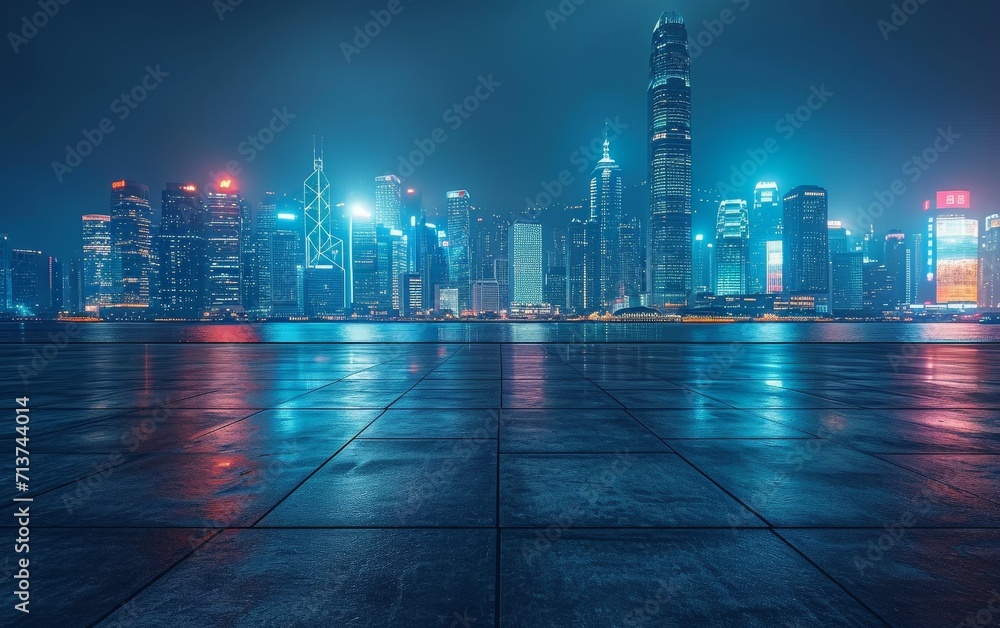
[648,11,692,307]
[715,200,750,297]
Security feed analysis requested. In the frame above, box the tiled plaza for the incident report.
[3,341,1000,626]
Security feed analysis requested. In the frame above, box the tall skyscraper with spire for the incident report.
[590,132,623,308]
[648,11,692,308]
[303,139,346,313]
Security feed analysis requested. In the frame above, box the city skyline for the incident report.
[2,0,999,261]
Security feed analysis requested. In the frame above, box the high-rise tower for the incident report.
[783,185,829,294]
[304,141,346,314]
[81,214,113,310]
[375,175,403,230]
[750,182,781,294]
[109,180,153,308]
[159,184,206,317]
[446,190,472,312]
[590,134,623,308]
[715,200,750,296]
[648,11,692,307]
[205,179,244,308]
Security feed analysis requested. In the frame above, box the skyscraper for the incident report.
[509,220,544,307]
[158,184,206,318]
[255,192,279,314]
[692,234,709,294]
[0,234,11,312]
[270,196,305,317]
[81,214,113,311]
[750,182,781,294]
[618,217,643,307]
[984,214,1000,309]
[304,144,346,313]
[935,214,978,305]
[351,214,380,313]
[205,179,243,309]
[109,180,153,308]
[648,11,692,307]
[783,186,829,294]
[375,175,402,230]
[590,135,623,307]
[567,219,599,313]
[883,231,910,310]
[831,252,863,314]
[10,249,43,315]
[715,200,750,296]
[446,190,472,312]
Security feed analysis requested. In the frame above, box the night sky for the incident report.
[2,0,999,260]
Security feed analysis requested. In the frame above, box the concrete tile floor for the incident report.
[2,341,999,626]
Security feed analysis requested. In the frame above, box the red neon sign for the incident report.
[219,179,233,190]
[936,190,971,210]
[112,180,126,190]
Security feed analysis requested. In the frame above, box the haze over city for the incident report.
[3,0,999,261]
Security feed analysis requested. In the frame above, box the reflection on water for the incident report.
[3,321,1000,344]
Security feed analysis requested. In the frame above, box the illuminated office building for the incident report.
[446,190,472,311]
[375,175,403,230]
[648,11,692,307]
[109,180,153,307]
[783,186,829,294]
[271,197,305,316]
[984,214,1000,308]
[750,182,781,295]
[715,200,749,296]
[82,214,113,310]
[509,220,544,307]
[304,144,346,313]
[590,135,623,306]
[205,179,244,308]
[567,219,599,313]
[158,184,206,317]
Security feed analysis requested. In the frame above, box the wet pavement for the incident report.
[2,341,999,626]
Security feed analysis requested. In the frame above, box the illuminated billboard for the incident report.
[936,191,971,210]
[935,215,978,304]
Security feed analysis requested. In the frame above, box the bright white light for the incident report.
[352,205,371,219]
[277,213,296,221]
